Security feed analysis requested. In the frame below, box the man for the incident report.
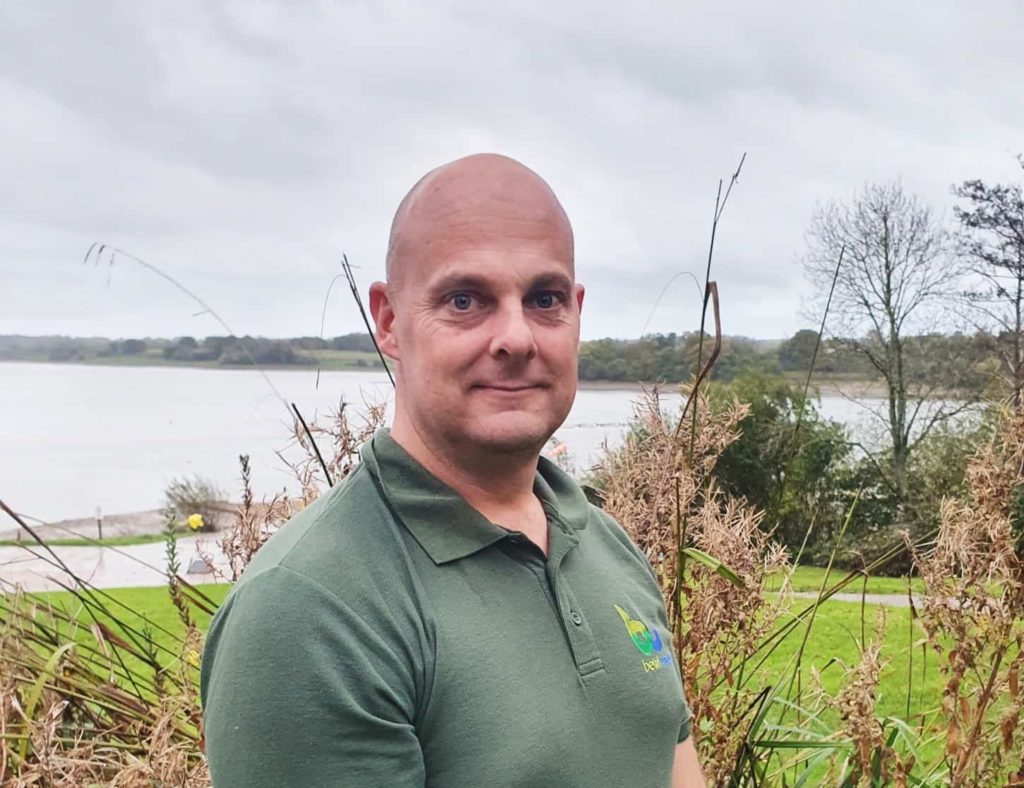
[201,154,704,786]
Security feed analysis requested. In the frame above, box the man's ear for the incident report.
[368,281,400,361]
[574,283,585,346]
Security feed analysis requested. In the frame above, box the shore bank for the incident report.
[0,534,231,591]
[578,378,890,398]
[0,506,237,543]
[3,359,891,398]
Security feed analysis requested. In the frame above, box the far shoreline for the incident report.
[1,358,886,397]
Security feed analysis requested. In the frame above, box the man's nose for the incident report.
[489,302,538,360]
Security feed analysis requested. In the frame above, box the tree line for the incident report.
[0,333,382,367]
[0,326,1006,388]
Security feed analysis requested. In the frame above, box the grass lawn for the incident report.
[753,598,941,724]
[767,564,924,596]
[19,584,232,686]
[30,584,939,717]
[0,533,176,548]
[744,597,946,778]
[20,582,947,775]
[32,583,232,644]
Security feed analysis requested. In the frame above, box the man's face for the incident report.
[373,204,584,457]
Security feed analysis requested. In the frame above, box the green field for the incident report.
[303,348,386,369]
[33,582,939,721]
[17,580,946,780]
[768,565,924,595]
[0,532,178,548]
[32,584,227,638]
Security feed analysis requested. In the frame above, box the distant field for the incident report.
[2,348,385,371]
[780,371,888,397]
[304,348,386,369]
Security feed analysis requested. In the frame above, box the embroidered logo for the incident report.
[614,604,673,672]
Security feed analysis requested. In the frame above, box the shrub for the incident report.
[164,475,224,532]
[708,374,850,558]
[808,415,986,574]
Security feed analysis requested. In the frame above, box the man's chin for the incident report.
[458,419,556,457]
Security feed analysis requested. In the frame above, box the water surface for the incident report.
[1,363,897,522]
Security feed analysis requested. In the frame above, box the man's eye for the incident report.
[450,293,474,310]
[532,292,562,309]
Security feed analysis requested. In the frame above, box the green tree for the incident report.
[812,415,985,573]
[120,338,148,355]
[164,336,199,361]
[954,161,1024,404]
[777,329,819,371]
[709,374,849,556]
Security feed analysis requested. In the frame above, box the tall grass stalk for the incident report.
[1,402,382,783]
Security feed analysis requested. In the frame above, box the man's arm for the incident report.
[672,738,707,788]
[201,566,426,787]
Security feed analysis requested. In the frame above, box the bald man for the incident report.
[201,154,704,787]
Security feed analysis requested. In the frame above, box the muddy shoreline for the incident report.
[0,506,237,542]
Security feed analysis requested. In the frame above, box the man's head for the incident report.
[369,153,584,462]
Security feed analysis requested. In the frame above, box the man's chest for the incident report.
[415,538,685,787]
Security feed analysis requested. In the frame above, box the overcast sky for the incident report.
[2,1,1022,341]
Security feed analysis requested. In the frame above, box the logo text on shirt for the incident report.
[614,604,673,672]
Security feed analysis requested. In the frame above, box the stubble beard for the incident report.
[447,414,556,460]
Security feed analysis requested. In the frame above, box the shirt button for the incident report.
[570,611,583,626]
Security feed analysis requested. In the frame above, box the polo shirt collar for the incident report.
[361,429,590,565]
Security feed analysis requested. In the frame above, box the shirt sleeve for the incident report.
[201,565,426,787]
[678,703,693,742]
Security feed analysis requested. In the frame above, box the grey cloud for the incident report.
[1,0,1021,341]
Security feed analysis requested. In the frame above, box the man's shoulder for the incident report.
[200,461,434,736]
[583,500,636,548]
[581,501,658,575]
[232,462,412,598]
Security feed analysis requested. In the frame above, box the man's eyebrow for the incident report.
[527,272,573,291]
[425,271,574,296]
[425,273,491,297]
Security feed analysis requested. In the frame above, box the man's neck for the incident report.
[388,416,549,552]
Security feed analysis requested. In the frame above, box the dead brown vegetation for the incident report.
[913,405,1024,785]
[1,401,384,784]
[597,386,790,784]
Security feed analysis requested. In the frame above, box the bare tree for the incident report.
[804,181,966,502]
[954,157,1024,406]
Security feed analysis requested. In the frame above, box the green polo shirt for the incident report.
[201,429,691,787]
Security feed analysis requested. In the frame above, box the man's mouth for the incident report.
[473,383,545,392]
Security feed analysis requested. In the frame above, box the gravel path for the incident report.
[791,590,919,608]
[0,535,232,592]
[0,506,237,542]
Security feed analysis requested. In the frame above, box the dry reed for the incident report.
[1,400,383,784]
[913,405,1024,785]
[596,385,789,784]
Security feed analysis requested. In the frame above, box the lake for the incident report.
[1,362,900,523]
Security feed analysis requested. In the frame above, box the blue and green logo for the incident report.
[614,604,672,672]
